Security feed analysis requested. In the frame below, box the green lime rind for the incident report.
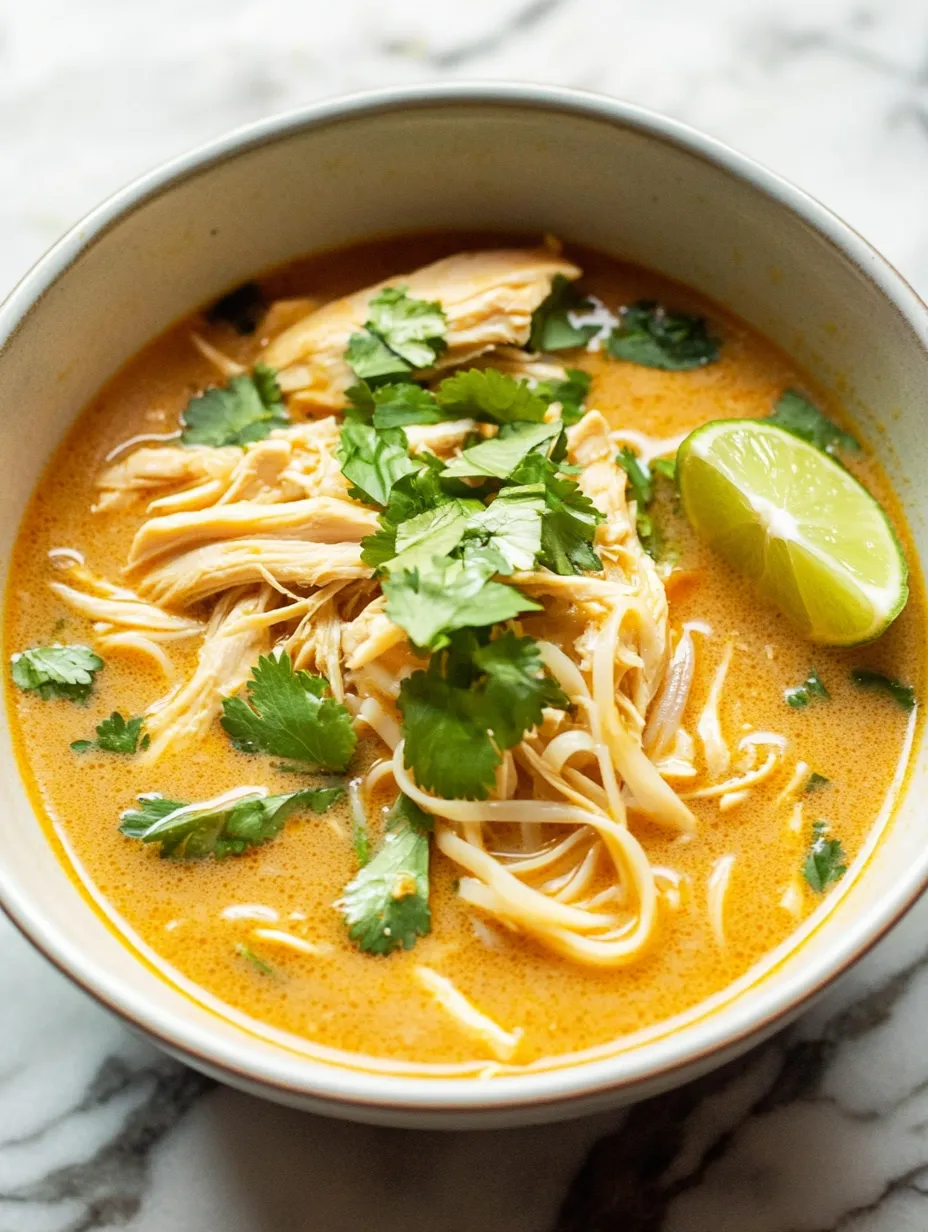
[676,419,908,646]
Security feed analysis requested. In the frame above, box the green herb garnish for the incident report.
[606,301,720,371]
[785,668,830,709]
[802,820,847,893]
[435,368,548,425]
[398,631,568,800]
[180,364,288,447]
[339,793,432,955]
[120,786,342,859]
[534,368,591,426]
[235,943,277,977]
[346,285,447,381]
[71,711,148,755]
[529,275,599,352]
[221,653,357,772]
[849,667,916,711]
[11,644,103,703]
[805,772,831,793]
[765,389,859,456]
[336,420,420,508]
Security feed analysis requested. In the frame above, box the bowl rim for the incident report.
[2,80,928,1118]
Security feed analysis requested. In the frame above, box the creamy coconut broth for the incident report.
[5,233,922,1075]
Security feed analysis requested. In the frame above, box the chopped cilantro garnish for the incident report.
[221,653,357,772]
[442,420,562,480]
[785,668,830,709]
[802,819,847,893]
[360,465,455,568]
[398,631,568,799]
[349,783,371,867]
[120,786,342,859]
[765,389,859,456]
[529,275,599,352]
[11,644,103,702]
[435,368,548,424]
[606,301,720,371]
[462,487,546,574]
[235,943,277,978]
[510,451,602,576]
[383,557,540,652]
[205,282,265,335]
[346,285,446,381]
[849,667,916,712]
[805,772,831,793]
[336,420,420,508]
[616,447,677,561]
[71,711,148,755]
[180,364,288,447]
[346,381,451,429]
[339,793,432,955]
[535,367,592,425]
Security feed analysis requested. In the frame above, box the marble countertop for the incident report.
[4,1,928,1228]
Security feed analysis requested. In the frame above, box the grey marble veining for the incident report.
[4,1,928,1229]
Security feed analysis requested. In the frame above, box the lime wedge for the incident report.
[676,420,908,645]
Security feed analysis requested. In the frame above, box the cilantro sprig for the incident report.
[765,389,859,457]
[529,275,599,351]
[346,285,447,382]
[534,367,591,425]
[802,820,847,893]
[434,368,548,424]
[398,631,569,800]
[616,447,677,561]
[11,644,103,702]
[71,712,148,755]
[849,667,916,712]
[336,420,421,508]
[180,364,288,447]
[221,653,357,772]
[606,301,720,371]
[784,668,830,709]
[120,786,342,859]
[339,794,432,955]
[383,557,540,653]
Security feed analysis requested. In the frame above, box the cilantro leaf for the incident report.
[802,819,847,893]
[120,786,342,859]
[205,281,265,335]
[529,275,599,351]
[71,711,147,755]
[471,632,569,747]
[651,456,677,481]
[11,644,103,702]
[345,332,411,382]
[236,944,277,978]
[616,447,653,509]
[606,301,720,371]
[463,487,545,574]
[346,285,447,381]
[346,381,449,429]
[535,367,592,425]
[509,452,603,576]
[849,667,916,711]
[398,632,568,799]
[442,420,562,479]
[180,364,288,447]
[386,501,476,573]
[221,653,357,771]
[785,668,830,709]
[383,558,540,652]
[766,389,859,456]
[805,772,831,793]
[336,420,419,508]
[360,465,455,568]
[339,793,432,955]
[435,368,548,425]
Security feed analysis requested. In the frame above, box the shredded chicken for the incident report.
[262,248,581,410]
[136,540,369,609]
[127,496,378,570]
[142,586,276,760]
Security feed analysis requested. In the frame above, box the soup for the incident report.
[6,233,921,1076]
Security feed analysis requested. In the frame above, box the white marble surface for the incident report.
[4,1,928,1228]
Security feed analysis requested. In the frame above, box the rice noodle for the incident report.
[707,854,736,948]
[413,967,523,1062]
[696,643,734,779]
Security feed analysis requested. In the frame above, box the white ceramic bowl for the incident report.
[1,84,927,1128]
